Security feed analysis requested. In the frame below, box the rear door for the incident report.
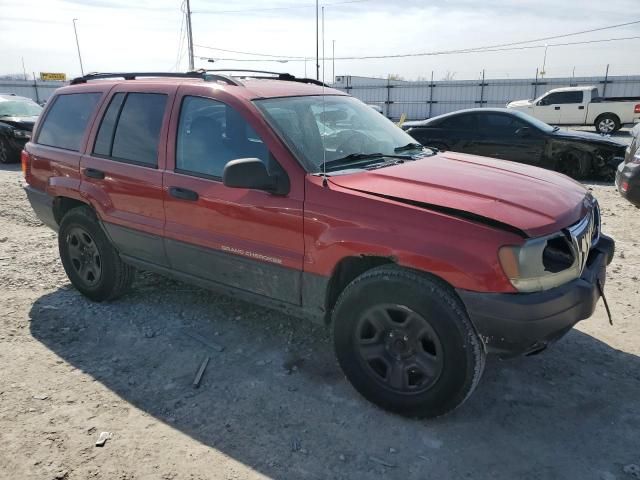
[474,112,544,165]
[162,88,305,304]
[80,84,176,267]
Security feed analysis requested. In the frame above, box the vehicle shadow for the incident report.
[0,162,21,171]
[29,276,640,480]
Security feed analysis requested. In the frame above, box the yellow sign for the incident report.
[40,72,67,81]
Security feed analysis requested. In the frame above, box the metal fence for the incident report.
[0,79,66,104]
[332,73,640,121]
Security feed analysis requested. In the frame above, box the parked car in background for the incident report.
[403,108,626,179]
[616,123,640,207]
[22,71,614,418]
[506,86,640,134]
[0,93,42,163]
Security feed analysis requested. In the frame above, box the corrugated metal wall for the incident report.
[333,75,640,120]
[0,80,66,104]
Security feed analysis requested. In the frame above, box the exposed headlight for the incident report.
[499,208,598,292]
[12,129,31,139]
[498,233,580,292]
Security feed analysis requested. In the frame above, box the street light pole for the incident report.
[72,18,85,76]
[540,44,548,78]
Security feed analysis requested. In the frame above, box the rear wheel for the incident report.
[595,114,620,134]
[332,266,485,418]
[59,206,135,301]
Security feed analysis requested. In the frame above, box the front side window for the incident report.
[478,113,528,133]
[37,93,101,151]
[440,114,476,130]
[176,96,269,178]
[255,95,420,172]
[540,91,583,105]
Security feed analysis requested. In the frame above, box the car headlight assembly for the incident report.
[498,233,581,292]
[12,129,31,139]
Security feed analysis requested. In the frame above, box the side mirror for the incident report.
[515,126,532,137]
[222,158,290,195]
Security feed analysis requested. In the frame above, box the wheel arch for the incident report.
[52,196,94,225]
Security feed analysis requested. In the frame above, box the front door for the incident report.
[474,112,544,165]
[162,89,305,304]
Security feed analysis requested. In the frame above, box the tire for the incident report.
[595,114,620,134]
[558,150,591,180]
[58,206,135,301]
[0,136,12,164]
[331,265,485,418]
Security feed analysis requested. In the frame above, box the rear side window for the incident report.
[93,92,167,167]
[478,113,527,132]
[176,96,269,178]
[37,93,101,151]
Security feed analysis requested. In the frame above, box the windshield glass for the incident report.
[254,95,423,172]
[0,99,42,118]
[513,110,555,133]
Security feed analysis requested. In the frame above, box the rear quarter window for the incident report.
[36,93,101,151]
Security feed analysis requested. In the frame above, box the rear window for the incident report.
[37,93,101,151]
[93,92,167,167]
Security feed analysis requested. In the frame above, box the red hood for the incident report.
[328,151,590,237]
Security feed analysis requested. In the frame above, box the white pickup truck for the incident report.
[507,86,640,134]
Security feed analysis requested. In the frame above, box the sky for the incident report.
[1,0,639,81]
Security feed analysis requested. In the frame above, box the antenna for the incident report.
[321,5,328,186]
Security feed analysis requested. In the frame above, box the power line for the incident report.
[197,36,640,63]
[194,19,640,62]
[192,0,368,15]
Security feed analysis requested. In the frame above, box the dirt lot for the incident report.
[1,159,639,480]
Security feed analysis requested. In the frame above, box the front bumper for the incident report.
[457,234,615,357]
[2,136,27,163]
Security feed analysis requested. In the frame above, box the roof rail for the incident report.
[69,71,240,86]
[205,69,329,87]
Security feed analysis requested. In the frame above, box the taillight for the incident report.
[634,104,640,114]
[21,150,31,183]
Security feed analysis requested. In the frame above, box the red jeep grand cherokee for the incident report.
[23,71,614,418]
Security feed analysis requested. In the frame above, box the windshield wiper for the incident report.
[319,152,412,172]
[394,142,424,153]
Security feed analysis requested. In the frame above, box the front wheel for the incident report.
[58,206,135,301]
[332,266,485,418]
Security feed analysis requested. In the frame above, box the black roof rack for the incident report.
[69,71,240,86]
[69,70,329,88]
[204,69,329,87]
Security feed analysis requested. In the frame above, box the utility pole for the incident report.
[72,18,84,76]
[332,40,335,84]
[21,57,27,80]
[315,0,319,80]
[186,0,195,71]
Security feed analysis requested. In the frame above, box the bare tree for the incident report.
[0,73,28,80]
[441,71,456,81]
[388,73,405,81]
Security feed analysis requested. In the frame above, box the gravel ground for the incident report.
[1,160,639,480]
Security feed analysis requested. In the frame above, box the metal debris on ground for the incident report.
[192,356,210,389]
[95,431,112,447]
[291,438,301,452]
